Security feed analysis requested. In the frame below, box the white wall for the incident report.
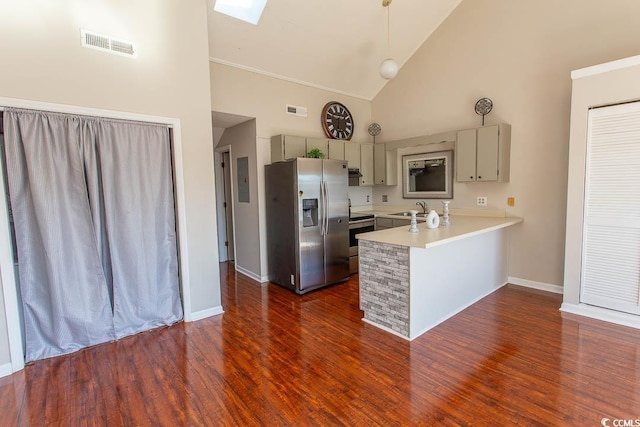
[210,64,372,142]
[372,0,640,288]
[0,0,221,370]
[210,63,372,279]
[216,120,263,279]
[213,127,226,147]
[348,186,373,208]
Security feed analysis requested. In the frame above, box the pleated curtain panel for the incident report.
[2,108,183,362]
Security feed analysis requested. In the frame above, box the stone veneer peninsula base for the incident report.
[357,216,523,340]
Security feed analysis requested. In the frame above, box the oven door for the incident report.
[349,220,375,256]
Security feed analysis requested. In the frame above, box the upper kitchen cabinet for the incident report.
[308,137,346,160]
[360,143,374,186]
[271,135,342,162]
[344,142,360,169]
[456,124,511,183]
[271,135,306,162]
[327,139,345,160]
[306,137,328,157]
[374,144,397,185]
[345,142,373,185]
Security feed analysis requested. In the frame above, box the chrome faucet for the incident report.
[416,201,428,213]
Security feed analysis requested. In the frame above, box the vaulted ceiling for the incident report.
[207,0,462,101]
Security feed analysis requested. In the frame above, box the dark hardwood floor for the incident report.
[1,262,639,426]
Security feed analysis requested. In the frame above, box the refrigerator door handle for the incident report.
[324,180,329,236]
[320,181,324,236]
[321,180,328,236]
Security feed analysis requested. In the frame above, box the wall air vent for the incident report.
[80,29,136,57]
[286,104,308,118]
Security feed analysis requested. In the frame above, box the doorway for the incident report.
[215,147,235,263]
[211,110,254,265]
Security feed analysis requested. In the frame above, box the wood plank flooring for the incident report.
[1,263,639,426]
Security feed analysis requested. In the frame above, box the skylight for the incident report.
[214,0,268,25]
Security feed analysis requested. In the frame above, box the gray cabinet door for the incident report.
[306,138,328,158]
[456,128,477,182]
[477,125,499,181]
[271,135,306,162]
[392,219,411,228]
[285,136,307,160]
[376,217,393,229]
[360,143,374,186]
[328,139,345,160]
[374,144,386,185]
[344,142,360,168]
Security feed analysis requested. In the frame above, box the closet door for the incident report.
[581,102,640,315]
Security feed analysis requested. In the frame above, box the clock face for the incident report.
[322,102,353,140]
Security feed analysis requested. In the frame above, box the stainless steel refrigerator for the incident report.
[265,158,350,294]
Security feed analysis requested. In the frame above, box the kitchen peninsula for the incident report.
[356,214,523,340]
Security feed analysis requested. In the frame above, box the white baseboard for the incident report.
[189,305,224,322]
[560,303,640,330]
[235,264,268,283]
[0,362,13,378]
[508,276,563,294]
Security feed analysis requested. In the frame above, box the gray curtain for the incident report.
[92,120,181,338]
[2,108,182,362]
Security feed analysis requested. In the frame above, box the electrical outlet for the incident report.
[477,196,487,207]
[507,197,515,207]
[382,195,388,202]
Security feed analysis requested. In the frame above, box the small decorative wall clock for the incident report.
[475,97,493,126]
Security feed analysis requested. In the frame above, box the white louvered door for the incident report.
[581,102,640,315]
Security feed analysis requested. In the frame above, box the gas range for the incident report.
[348,212,375,274]
[349,212,375,223]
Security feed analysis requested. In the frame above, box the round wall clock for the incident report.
[321,101,354,140]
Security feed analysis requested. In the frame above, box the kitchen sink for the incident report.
[390,211,429,218]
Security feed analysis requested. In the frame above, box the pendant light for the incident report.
[379,0,398,80]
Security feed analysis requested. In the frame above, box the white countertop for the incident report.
[357,215,523,249]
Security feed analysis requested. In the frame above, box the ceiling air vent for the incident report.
[80,29,136,57]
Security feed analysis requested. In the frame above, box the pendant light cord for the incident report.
[379,0,398,80]
[386,1,391,56]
